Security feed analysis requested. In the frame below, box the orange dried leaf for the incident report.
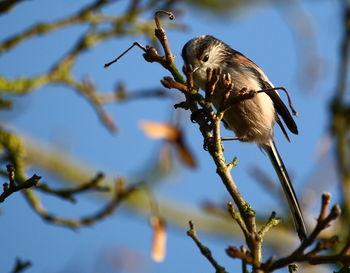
[150,216,167,262]
[176,140,197,168]
[139,120,180,141]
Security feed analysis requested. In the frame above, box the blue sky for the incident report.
[0,1,342,272]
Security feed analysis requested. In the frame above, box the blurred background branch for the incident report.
[331,0,350,229]
[9,258,31,273]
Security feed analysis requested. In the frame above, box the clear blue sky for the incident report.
[0,1,341,272]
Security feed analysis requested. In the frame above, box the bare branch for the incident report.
[9,258,31,273]
[104,42,147,68]
[37,172,109,202]
[0,165,41,203]
[154,10,175,63]
[227,202,249,237]
[268,193,344,271]
[258,211,281,238]
[226,245,253,264]
[187,221,229,273]
[23,178,140,229]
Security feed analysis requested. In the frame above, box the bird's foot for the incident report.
[233,88,257,103]
[190,108,207,124]
[203,136,214,151]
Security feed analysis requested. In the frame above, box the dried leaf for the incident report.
[139,120,180,141]
[150,216,167,262]
[176,140,197,168]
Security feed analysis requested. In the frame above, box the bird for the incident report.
[181,35,307,241]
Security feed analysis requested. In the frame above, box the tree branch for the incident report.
[9,258,31,273]
[37,172,109,202]
[0,165,40,203]
[267,193,346,271]
[23,178,139,229]
[187,221,229,273]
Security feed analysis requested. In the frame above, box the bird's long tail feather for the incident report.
[262,140,307,241]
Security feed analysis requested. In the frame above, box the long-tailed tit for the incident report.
[182,35,307,241]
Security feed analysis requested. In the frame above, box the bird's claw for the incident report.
[203,136,215,151]
[190,108,206,123]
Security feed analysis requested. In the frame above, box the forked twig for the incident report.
[154,10,175,30]
[0,165,41,202]
[104,42,147,68]
[187,221,229,273]
[10,258,31,273]
[266,193,345,271]
[154,10,175,63]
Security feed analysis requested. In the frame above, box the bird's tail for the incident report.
[262,140,307,241]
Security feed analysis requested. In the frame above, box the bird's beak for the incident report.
[192,66,200,73]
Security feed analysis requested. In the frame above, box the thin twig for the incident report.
[37,172,109,202]
[0,165,41,203]
[227,202,249,237]
[0,0,25,14]
[104,42,147,68]
[187,221,229,273]
[306,236,340,257]
[0,0,119,53]
[23,178,139,229]
[241,246,250,273]
[257,211,281,238]
[154,10,175,63]
[226,245,253,264]
[10,258,31,273]
[268,193,343,271]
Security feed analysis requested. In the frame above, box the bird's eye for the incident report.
[202,55,209,62]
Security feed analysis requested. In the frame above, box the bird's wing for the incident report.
[261,80,298,135]
[276,116,291,142]
[234,51,298,136]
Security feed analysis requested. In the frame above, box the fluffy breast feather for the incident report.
[211,71,276,145]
